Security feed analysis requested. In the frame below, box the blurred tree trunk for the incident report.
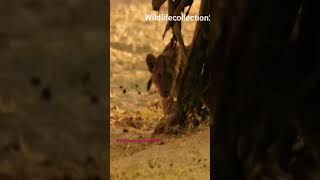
[176,0,320,179]
[205,0,302,178]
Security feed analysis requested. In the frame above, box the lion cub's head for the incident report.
[146,43,181,98]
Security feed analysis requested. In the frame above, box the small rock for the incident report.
[41,87,52,101]
[30,76,41,87]
[159,141,165,145]
[4,141,21,152]
[81,71,91,84]
[90,95,99,104]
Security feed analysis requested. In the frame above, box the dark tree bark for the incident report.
[151,0,319,178]
[199,0,320,179]
[177,0,319,179]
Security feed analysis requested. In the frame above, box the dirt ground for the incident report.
[0,0,107,179]
[0,38,107,179]
[110,0,210,179]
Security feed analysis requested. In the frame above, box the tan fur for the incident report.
[146,42,186,115]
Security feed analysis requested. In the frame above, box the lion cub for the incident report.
[145,42,186,116]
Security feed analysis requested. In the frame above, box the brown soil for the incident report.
[110,1,210,179]
[0,0,107,179]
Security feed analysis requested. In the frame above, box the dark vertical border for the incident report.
[106,0,110,179]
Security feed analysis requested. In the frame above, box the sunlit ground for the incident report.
[110,1,210,179]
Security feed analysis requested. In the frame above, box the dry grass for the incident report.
[110,0,198,113]
[110,1,210,179]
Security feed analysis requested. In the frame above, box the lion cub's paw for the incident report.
[153,113,181,135]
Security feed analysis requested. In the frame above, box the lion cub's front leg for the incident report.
[153,97,181,135]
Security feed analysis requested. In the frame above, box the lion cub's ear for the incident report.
[147,78,153,91]
[146,54,157,73]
